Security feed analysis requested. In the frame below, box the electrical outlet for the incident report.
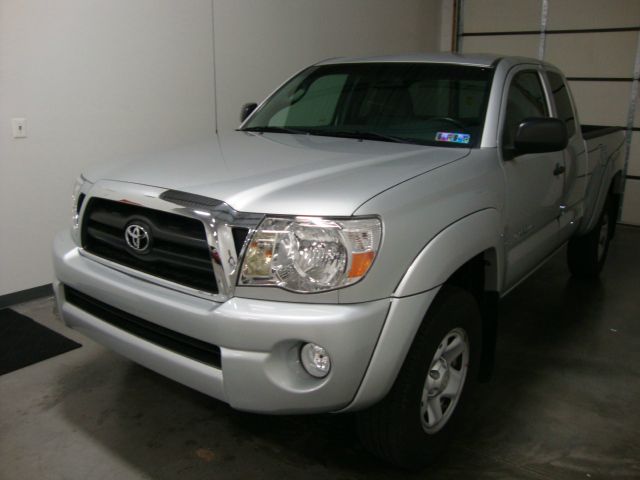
[12,118,27,138]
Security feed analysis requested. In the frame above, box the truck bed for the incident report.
[581,124,624,141]
[580,125,626,234]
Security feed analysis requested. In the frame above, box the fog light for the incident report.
[300,343,331,378]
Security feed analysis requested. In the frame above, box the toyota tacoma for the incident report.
[53,53,625,468]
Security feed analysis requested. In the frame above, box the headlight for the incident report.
[240,216,381,293]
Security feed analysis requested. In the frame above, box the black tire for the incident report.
[567,196,614,278]
[356,286,482,469]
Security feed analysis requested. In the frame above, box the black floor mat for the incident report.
[0,308,81,375]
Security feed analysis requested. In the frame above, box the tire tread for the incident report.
[356,286,481,469]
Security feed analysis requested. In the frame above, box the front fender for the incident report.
[394,208,503,297]
[340,209,503,411]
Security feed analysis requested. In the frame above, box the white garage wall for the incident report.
[0,0,217,298]
[213,0,440,131]
[0,0,441,298]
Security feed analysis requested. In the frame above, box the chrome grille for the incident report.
[81,197,218,294]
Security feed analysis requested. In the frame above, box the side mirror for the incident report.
[513,117,568,156]
[240,102,258,122]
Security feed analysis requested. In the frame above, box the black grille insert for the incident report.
[81,198,217,294]
[77,193,86,214]
[64,286,221,368]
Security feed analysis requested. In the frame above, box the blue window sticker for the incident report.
[435,132,470,144]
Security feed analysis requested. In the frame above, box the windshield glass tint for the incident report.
[244,63,494,148]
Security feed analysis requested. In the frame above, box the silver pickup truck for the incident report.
[53,53,625,468]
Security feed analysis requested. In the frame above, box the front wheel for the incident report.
[356,286,481,469]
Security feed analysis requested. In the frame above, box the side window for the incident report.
[547,71,577,138]
[269,74,347,127]
[503,71,549,147]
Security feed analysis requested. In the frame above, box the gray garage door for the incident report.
[456,0,640,225]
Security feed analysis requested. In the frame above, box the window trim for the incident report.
[543,68,578,140]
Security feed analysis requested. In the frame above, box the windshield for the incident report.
[243,62,494,148]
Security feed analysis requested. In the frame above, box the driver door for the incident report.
[501,67,565,291]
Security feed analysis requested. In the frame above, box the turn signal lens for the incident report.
[243,237,275,278]
[349,251,376,278]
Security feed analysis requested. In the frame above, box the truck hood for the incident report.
[84,131,469,216]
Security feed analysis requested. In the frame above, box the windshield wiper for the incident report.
[240,126,308,135]
[309,129,424,145]
[241,126,426,145]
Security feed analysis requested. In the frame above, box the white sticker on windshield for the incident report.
[436,132,470,144]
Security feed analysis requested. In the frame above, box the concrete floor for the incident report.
[1,226,639,480]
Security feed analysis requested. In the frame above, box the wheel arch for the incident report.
[611,169,625,195]
[610,170,624,237]
[341,210,503,412]
[395,207,504,384]
[580,165,625,236]
[394,208,503,298]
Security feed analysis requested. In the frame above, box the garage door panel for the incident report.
[621,179,640,224]
[462,35,539,59]
[546,32,638,78]
[458,1,640,225]
[463,0,541,33]
[547,0,640,30]
[569,81,632,126]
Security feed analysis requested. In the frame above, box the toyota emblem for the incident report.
[125,223,151,254]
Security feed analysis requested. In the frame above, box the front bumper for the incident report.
[53,230,390,414]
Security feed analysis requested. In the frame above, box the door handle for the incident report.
[553,163,565,176]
